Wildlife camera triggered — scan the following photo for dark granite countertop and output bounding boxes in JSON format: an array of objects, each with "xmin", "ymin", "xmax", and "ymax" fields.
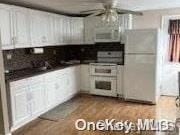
[{"xmin": 5, "ymin": 63, "xmax": 81, "ymax": 82}]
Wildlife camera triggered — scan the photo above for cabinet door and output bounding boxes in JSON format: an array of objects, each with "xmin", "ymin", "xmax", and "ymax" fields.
[
  {"xmin": 55, "ymin": 73, "xmax": 68, "ymax": 103},
  {"xmin": 12, "ymin": 7, "xmax": 31, "ymax": 48},
  {"xmin": 68, "ymin": 66, "xmax": 80, "ymax": 95},
  {"xmin": 84, "ymin": 17, "xmax": 95, "ymax": 44},
  {"xmin": 29, "ymin": 83, "xmax": 45, "ymax": 116},
  {"xmin": 71, "ymin": 18, "xmax": 84, "ymax": 44},
  {"xmin": 63, "ymin": 16, "xmax": 71, "ymax": 44},
  {"xmin": 80, "ymin": 64, "xmax": 90, "ymax": 92},
  {"xmin": 44, "ymin": 72, "xmax": 57, "ymax": 108},
  {"xmin": 54, "ymin": 15, "xmax": 63, "ymax": 45},
  {"xmin": 119, "ymin": 14, "xmax": 132, "ymax": 43},
  {"xmin": 30, "ymin": 10, "xmax": 49, "ymax": 47},
  {"xmin": 45, "ymin": 82, "xmax": 57, "ymax": 108},
  {"xmin": 10, "ymin": 86, "xmax": 30, "ymax": 126},
  {"xmin": 47, "ymin": 13, "xmax": 55, "ymax": 45},
  {"xmin": 0, "ymin": 5, "xmax": 14, "ymax": 50}
]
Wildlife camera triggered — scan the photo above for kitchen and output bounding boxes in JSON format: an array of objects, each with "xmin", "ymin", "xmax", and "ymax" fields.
[{"xmin": 0, "ymin": 0, "xmax": 179, "ymax": 135}]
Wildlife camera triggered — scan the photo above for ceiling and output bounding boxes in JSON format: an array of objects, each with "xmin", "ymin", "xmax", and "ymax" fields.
[{"xmin": 1, "ymin": 0, "xmax": 180, "ymax": 15}]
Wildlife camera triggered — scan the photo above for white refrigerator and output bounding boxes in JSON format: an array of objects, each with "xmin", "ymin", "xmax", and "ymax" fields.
[{"xmin": 124, "ymin": 29, "xmax": 162, "ymax": 104}]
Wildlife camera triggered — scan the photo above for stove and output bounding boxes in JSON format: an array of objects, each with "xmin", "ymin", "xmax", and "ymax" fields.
[{"xmin": 89, "ymin": 51, "xmax": 123, "ymax": 97}]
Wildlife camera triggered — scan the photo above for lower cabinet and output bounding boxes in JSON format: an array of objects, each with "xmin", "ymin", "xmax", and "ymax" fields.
[
  {"xmin": 29, "ymin": 82, "xmax": 45, "ymax": 116},
  {"xmin": 80, "ymin": 64, "xmax": 90, "ymax": 93},
  {"xmin": 55, "ymin": 72, "xmax": 69, "ymax": 103},
  {"xmin": 9, "ymin": 66, "xmax": 80, "ymax": 130},
  {"xmin": 10, "ymin": 86, "xmax": 31, "ymax": 127}
]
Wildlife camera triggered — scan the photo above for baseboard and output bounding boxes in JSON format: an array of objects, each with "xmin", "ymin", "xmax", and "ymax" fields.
[
  {"xmin": 0, "ymin": 133, "xmax": 12, "ymax": 135},
  {"xmin": 79, "ymin": 90, "xmax": 90, "ymax": 94}
]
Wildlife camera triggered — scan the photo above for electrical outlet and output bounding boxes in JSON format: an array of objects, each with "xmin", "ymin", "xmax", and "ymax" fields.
[{"xmin": 7, "ymin": 53, "xmax": 12, "ymax": 60}]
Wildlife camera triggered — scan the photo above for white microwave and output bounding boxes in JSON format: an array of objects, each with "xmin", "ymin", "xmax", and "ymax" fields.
[{"xmin": 95, "ymin": 27, "xmax": 120, "ymax": 42}]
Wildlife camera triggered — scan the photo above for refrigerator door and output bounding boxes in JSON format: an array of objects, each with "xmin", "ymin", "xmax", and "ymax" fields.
[
  {"xmin": 124, "ymin": 54, "xmax": 156, "ymax": 103},
  {"xmin": 125, "ymin": 29, "xmax": 158, "ymax": 54}
]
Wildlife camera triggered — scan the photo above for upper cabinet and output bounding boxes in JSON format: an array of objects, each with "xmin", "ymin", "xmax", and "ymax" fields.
[
  {"xmin": 63, "ymin": 16, "xmax": 71, "ymax": 44},
  {"xmin": 118, "ymin": 14, "xmax": 132, "ymax": 44},
  {"xmin": 0, "ymin": 4, "xmax": 132, "ymax": 49},
  {"xmin": 70, "ymin": 17, "xmax": 84, "ymax": 44},
  {"xmin": 84, "ymin": 17, "xmax": 97, "ymax": 44},
  {"xmin": 53, "ymin": 15, "xmax": 64, "ymax": 45},
  {"xmin": 12, "ymin": 7, "xmax": 31, "ymax": 48},
  {"xmin": 30, "ymin": 10, "xmax": 50, "ymax": 47},
  {"xmin": 0, "ymin": 4, "xmax": 14, "ymax": 50}
]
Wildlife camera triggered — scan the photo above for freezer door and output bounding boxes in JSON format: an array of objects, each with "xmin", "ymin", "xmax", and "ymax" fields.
[
  {"xmin": 124, "ymin": 54, "xmax": 156, "ymax": 103},
  {"xmin": 125, "ymin": 29, "xmax": 158, "ymax": 54}
]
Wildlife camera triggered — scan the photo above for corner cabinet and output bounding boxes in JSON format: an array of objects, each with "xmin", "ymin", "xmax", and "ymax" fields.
[
  {"xmin": 0, "ymin": 4, "xmax": 14, "ymax": 50},
  {"xmin": 70, "ymin": 17, "xmax": 84, "ymax": 44},
  {"xmin": 80, "ymin": 64, "xmax": 90, "ymax": 93},
  {"xmin": 53, "ymin": 15, "xmax": 64, "ymax": 45}
]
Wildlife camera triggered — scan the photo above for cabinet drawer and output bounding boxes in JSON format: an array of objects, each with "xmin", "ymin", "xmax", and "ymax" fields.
[
  {"xmin": 10, "ymin": 79, "xmax": 28, "ymax": 89},
  {"xmin": 28, "ymin": 75, "xmax": 44, "ymax": 84},
  {"xmin": 44, "ymin": 72, "xmax": 56, "ymax": 81}
]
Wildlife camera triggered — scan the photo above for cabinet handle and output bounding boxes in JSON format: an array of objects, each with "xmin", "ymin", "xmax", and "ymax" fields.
[{"xmin": 12, "ymin": 37, "xmax": 18, "ymax": 44}]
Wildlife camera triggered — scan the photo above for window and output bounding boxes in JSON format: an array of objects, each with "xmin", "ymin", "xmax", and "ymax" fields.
[{"xmin": 168, "ymin": 20, "xmax": 180, "ymax": 62}]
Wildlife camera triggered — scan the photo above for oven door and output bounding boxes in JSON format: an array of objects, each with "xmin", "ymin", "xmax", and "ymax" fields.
[
  {"xmin": 90, "ymin": 65, "xmax": 117, "ymax": 76},
  {"xmin": 90, "ymin": 76, "xmax": 117, "ymax": 97}
]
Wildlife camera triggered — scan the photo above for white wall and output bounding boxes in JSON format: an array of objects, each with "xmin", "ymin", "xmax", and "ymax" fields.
[{"xmin": 132, "ymin": 8, "xmax": 180, "ymax": 96}]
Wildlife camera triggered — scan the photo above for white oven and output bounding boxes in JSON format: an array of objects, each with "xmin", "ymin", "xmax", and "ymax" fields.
[
  {"xmin": 90, "ymin": 76, "xmax": 117, "ymax": 97},
  {"xmin": 89, "ymin": 51, "xmax": 123, "ymax": 97},
  {"xmin": 89, "ymin": 63, "xmax": 118, "ymax": 97}
]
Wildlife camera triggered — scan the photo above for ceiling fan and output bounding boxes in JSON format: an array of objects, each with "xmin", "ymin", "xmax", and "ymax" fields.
[{"xmin": 80, "ymin": 4, "xmax": 143, "ymax": 23}]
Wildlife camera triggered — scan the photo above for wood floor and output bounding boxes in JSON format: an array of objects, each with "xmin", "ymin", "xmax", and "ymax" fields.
[{"xmin": 13, "ymin": 94, "xmax": 179, "ymax": 135}]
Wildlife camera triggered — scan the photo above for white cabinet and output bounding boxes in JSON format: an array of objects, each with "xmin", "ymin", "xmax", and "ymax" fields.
[
  {"xmin": 28, "ymin": 76, "xmax": 45, "ymax": 115},
  {"xmin": 10, "ymin": 79, "xmax": 30, "ymax": 127},
  {"xmin": 84, "ymin": 17, "xmax": 96, "ymax": 44},
  {"xmin": 12, "ymin": 7, "xmax": 31, "ymax": 48},
  {"xmin": 29, "ymin": 84, "xmax": 45, "ymax": 115},
  {"xmin": 55, "ymin": 71, "xmax": 69, "ymax": 103},
  {"xmin": 80, "ymin": 64, "xmax": 90, "ymax": 92},
  {"xmin": 0, "ymin": 4, "xmax": 14, "ymax": 50},
  {"xmin": 119, "ymin": 14, "xmax": 132, "ymax": 43},
  {"xmin": 117, "ymin": 65, "xmax": 124, "ymax": 96},
  {"xmin": 30, "ymin": 10, "xmax": 50, "ymax": 47},
  {"xmin": 44, "ymin": 72, "xmax": 57, "ymax": 108},
  {"xmin": 54, "ymin": 15, "xmax": 64, "ymax": 45},
  {"xmin": 63, "ymin": 16, "xmax": 71, "ymax": 44},
  {"xmin": 68, "ymin": 66, "xmax": 80, "ymax": 95},
  {"xmin": 71, "ymin": 17, "xmax": 84, "ymax": 44},
  {"xmin": 10, "ymin": 76, "xmax": 45, "ymax": 128},
  {"xmin": 47, "ymin": 13, "xmax": 56, "ymax": 45},
  {"xmin": 10, "ymin": 66, "xmax": 81, "ymax": 130}
]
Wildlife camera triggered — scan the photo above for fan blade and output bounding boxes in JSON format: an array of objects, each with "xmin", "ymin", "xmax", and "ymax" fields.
[
  {"xmin": 80, "ymin": 9, "xmax": 103, "ymax": 14},
  {"xmin": 87, "ymin": 11, "xmax": 104, "ymax": 17},
  {"xmin": 115, "ymin": 8, "xmax": 143, "ymax": 16}
]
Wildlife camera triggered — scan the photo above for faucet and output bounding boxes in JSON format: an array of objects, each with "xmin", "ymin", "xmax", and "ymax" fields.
[{"xmin": 44, "ymin": 61, "xmax": 53, "ymax": 69}]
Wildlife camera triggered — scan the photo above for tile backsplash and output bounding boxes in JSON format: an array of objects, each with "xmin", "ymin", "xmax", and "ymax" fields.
[{"xmin": 3, "ymin": 43, "xmax": 124, "ymax": 70}]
